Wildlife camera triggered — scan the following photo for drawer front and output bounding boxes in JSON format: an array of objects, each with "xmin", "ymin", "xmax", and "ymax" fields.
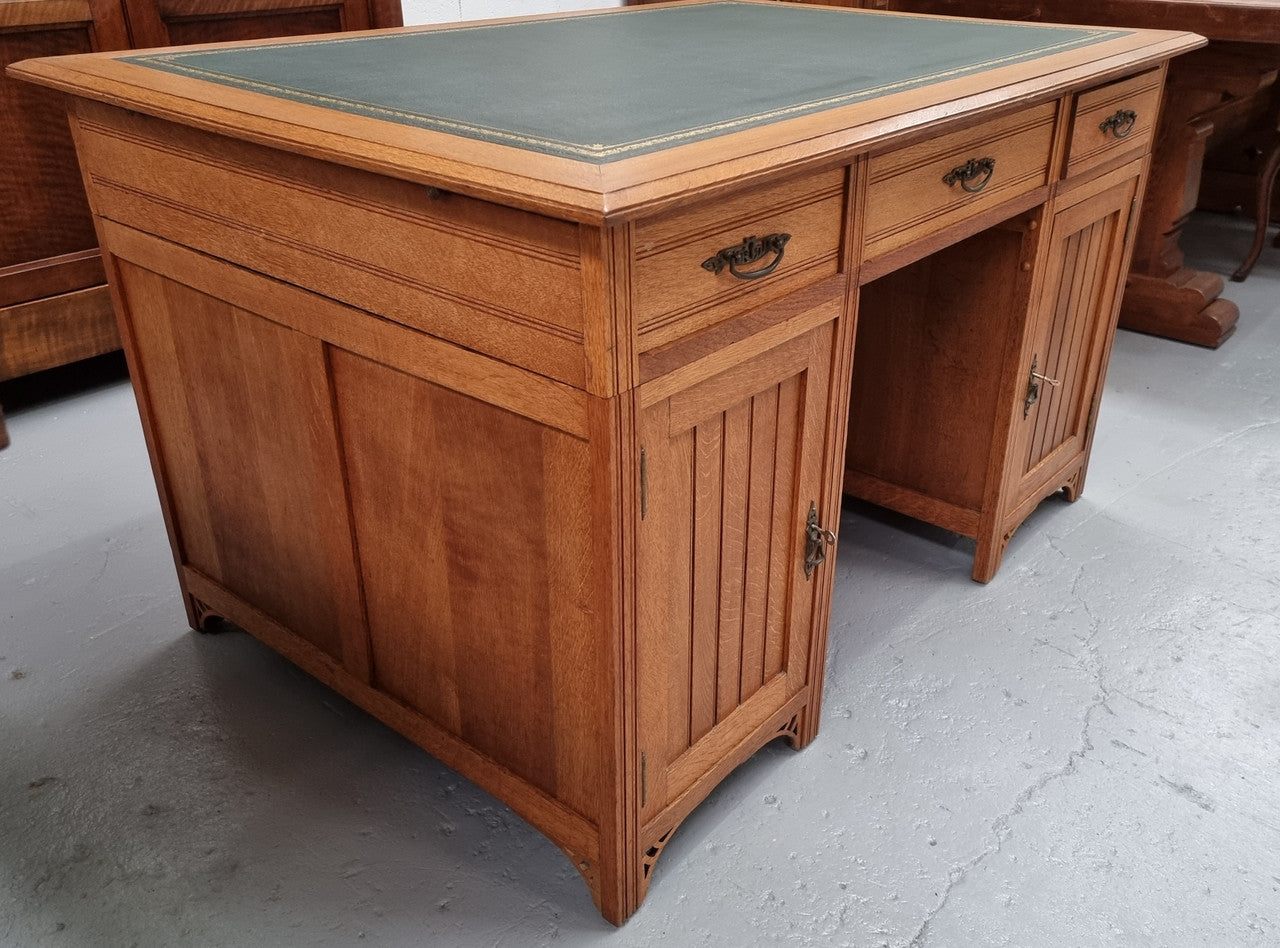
[
  {"xmin": 1065, "ymin": 70, "xmax": 1162, "ymax": 179},
  {"xmin": 863, "ymin": 101, "xmax": 1057, "ymax": 262},
  {"xmin": 632, "ymin": 169, "xmax": 845, "ymax": 352}
]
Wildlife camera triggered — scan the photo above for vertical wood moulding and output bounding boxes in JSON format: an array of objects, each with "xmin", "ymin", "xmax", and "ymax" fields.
[
  {"xmin": 802, "ymin": 159, "xmax": 860, "ymax": 744},
  {"xmin": 584, "ymin": 384, "xmax": 637, "ymax": 922},
  {"xmin": 690, "ymin": 412, "xmax": 723, "ymax": 742},
  {"xmin": 739, "ymin": 387, "xmax": 778, "ymax": 704},
  {"xmin": 69, "ymin": 105, "xmax": 204, "ymax": 627},
  {"xmin": 763, "ymin": 376, "xmax": 800, "ymax": 680},
  {"xmin": 580, "ymin": 223, "xmax": 630, "ymax": 399},
  {"xmin": 94, "ymin": 247, "xmax": 204, "ymax": 626},
  {"xmin": 716, "ymin": 401, "xmax": 750, "ymax": 723},
  {"xmin": 321, "ymin": 342, "xmax": 374, "ymax": 685},
  {"xmin": 1049, "ymin": 94, "xmax": 1073, "ymax": 184}
]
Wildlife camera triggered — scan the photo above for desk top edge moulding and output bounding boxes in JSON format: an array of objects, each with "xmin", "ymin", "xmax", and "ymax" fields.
[
  {"xmin": 11, "ymin": 1, "xmax": 1200, "ymax": 221},
  {"xmin": 9, "ymin": 1, "xmax": 1203, "ymax": 925}
]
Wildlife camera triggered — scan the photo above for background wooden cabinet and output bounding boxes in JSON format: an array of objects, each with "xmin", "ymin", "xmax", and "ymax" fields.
[
  {"xmin": 1, "ymin": 0, "xmax": 129, "ymax": 380},
  {"xmin": 0, "ymin": 0, "xmax": 401, "ymax": 382}
]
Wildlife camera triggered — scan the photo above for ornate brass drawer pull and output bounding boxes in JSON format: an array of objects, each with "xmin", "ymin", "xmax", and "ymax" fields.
[
  {"xmin": 702, "ymin": 233, "xmax": 791, "ymax": 280},
  {"xmin": 943, "ymin": 156, "xmax": 996, "ymax": 193},
  {"xmin": 1099, "ymin": 109, "xmax": 1138, "ymax": 139}
]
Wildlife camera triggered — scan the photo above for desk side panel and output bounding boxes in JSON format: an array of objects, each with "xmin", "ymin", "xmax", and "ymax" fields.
[
  {"xmin": 99, "ymin": 224, "xmax": 624, "ymax": 914},
  {"xmin": 329, "ymin": 349, "xmax": 609, "ymax": 825},
  {"xmin": 112, "ymin": 258, "xmax": 367, "ymax": 667}
]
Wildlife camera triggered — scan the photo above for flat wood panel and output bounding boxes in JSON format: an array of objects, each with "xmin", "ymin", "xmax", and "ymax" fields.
[
  {"xmin": 638, "ymin": 321, "xmax": 833, "ymax": 816},
  {"xmin": 0, "ymin": 249, "xmax": 106, "ymax": 309},
  {"xmin": 330, "ymin": 349, "xmax": 605, "ymax": 819},
  {"xmin": 848, "ymin": 221, "xmax": 1033, "ymax": 515},
  {"xmin": 163, "ymin": 8, "xmax": 345, "ymax": 45},
  {"xmin": 880, "ymin": 0, "xmax": 1280, "ymax": 45},
  {"xmin": 1, "ymin": 25, "xmax": 100, "ymax": 270},
  {"xmin": 0, "ymin": 284, "xmax": 118, "ymax": 379},
  {"xmin": 864, "ymin": 101, "xmax": 1056, "ymax": 261},
  {"xmin": 122, "ymin": 0, "xmax": 399, "ymax": 48},
  {"xmin": 114, "ymin": 260, "xmax": 366, "ymax": 666}
]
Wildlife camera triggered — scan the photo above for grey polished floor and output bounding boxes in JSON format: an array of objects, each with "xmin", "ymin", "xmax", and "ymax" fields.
[{"xmin": 2, "ymin": 212, "xmax": 1278, "ymax": 947}]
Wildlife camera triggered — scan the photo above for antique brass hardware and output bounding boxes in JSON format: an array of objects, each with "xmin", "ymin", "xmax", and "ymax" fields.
[
  {"xmin": 942, "ymin": 156, "xmax": 996, "ymax": 193},
  {"xmin": 1023, "ymin": 355, "xmax": 1061, "ymax": 417},
  {"xmin": 1099, "ymin": 109, "xmax": 1137, "ymax": 138},
  {"xmin": 702, "ymin": 233, "xmax": 791, "ymax": 280},
  {"xmin": 803, "ymin": 501, "xmax": 837, "ymax": 580}
]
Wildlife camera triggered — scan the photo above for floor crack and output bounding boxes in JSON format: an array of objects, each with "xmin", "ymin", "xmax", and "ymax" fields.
[{"xmin": 909, "ymin": 563, "xmax": 1108, "ymax": 947}]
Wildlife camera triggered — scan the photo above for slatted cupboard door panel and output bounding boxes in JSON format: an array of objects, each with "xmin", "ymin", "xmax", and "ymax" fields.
[
  {"xmin": 1015, "ymin": 167, "xmax": 1141, "ymax": 499},
  {"xmin": 636, "ymin": 321, "xmax": 835, "ymax": 842}
]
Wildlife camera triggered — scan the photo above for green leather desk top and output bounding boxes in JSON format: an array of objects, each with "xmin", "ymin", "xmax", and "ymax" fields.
[{"xmin": 125, "ymin": 2, "xmax": 1125, "ymax": 163}]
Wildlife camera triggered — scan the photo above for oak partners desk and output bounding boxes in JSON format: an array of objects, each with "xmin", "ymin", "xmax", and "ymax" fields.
[
  {"xmin": 787, "ymin": 0, "xmax": 1280, "ymax": 345},
  {"xmin": 11, "ymin": 2, "xmax": 1202, "ymax": 924}
]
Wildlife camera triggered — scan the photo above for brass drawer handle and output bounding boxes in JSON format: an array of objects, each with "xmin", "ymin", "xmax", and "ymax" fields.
[
  {"xmin": 943, "ymin": 157, "xmax": 996, "ymax": 193},
  {"xmin": 702, "ymin": 233, "xmax": 791, "ymax": 280},
  {"xmin": 1099, "ymin": 109, "xmax": 1138, "ymax": 139}
]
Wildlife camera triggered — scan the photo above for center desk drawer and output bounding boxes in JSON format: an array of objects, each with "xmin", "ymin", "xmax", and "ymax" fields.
[
  {"xmin": 863, "ymin": 102, "xmax": 1057, "ymax": 262},
  {"xmin": 632, "ymin": 168, "xmax": 845, "ymax": 352}
]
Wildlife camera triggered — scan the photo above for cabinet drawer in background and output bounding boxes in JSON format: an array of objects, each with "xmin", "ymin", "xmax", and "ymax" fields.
[
  {"xmin": 632, "ymin": 168, "xmax": 845, "ymax": 352},
  {"xmin": 863, "ymin": 101, "xmax": 1057, "ymax": 263},
  {"xmin": 1065, "ymin": 69, "xmax": 1162, "ymax": 179}
]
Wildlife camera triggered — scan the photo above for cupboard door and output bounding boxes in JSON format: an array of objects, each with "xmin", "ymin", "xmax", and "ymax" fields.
[
  {"xmin": 635, "ymin": 320, "xmax": 835, "ymax": 844},
  {"xmin": 1015, "ymin": 166, "xmax": 1142, "ymax": 498},
  {"xmin": 121, "ymin": 0, "xmax": 400, "ymax": 49}
]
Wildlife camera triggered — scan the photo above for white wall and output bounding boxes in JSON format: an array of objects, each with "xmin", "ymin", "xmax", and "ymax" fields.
[{"xmin": 402, "ymin": 0, "xmax": 623, "ymax": 27}]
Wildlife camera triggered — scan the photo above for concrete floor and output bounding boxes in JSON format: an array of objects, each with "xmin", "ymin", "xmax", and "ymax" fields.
[{"xmin": 2, "ymin": 212, "xmax": 1278, "ymax": 946}]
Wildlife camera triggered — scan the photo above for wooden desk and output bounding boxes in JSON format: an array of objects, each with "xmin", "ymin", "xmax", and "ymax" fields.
[
  {"xmin": 788, "ymin": 0, "xmax": 1280, "ymax": 346},
  {"xmin": 11, "ymin": 1, "xmax": 1200, "ymax": 924}
]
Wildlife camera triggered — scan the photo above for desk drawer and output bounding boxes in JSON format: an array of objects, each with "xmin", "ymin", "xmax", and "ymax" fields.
[
  {"xmin": 863, "ymin": 102, "xmax": 1056, "ymax": 262},
  {"xmin": 1065, "ymin": 70, "xmax": 1162, "ymax": 178},
  {"xmin": 632, "ymin": 168, "xmax": 845, "ymax": 351}
]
